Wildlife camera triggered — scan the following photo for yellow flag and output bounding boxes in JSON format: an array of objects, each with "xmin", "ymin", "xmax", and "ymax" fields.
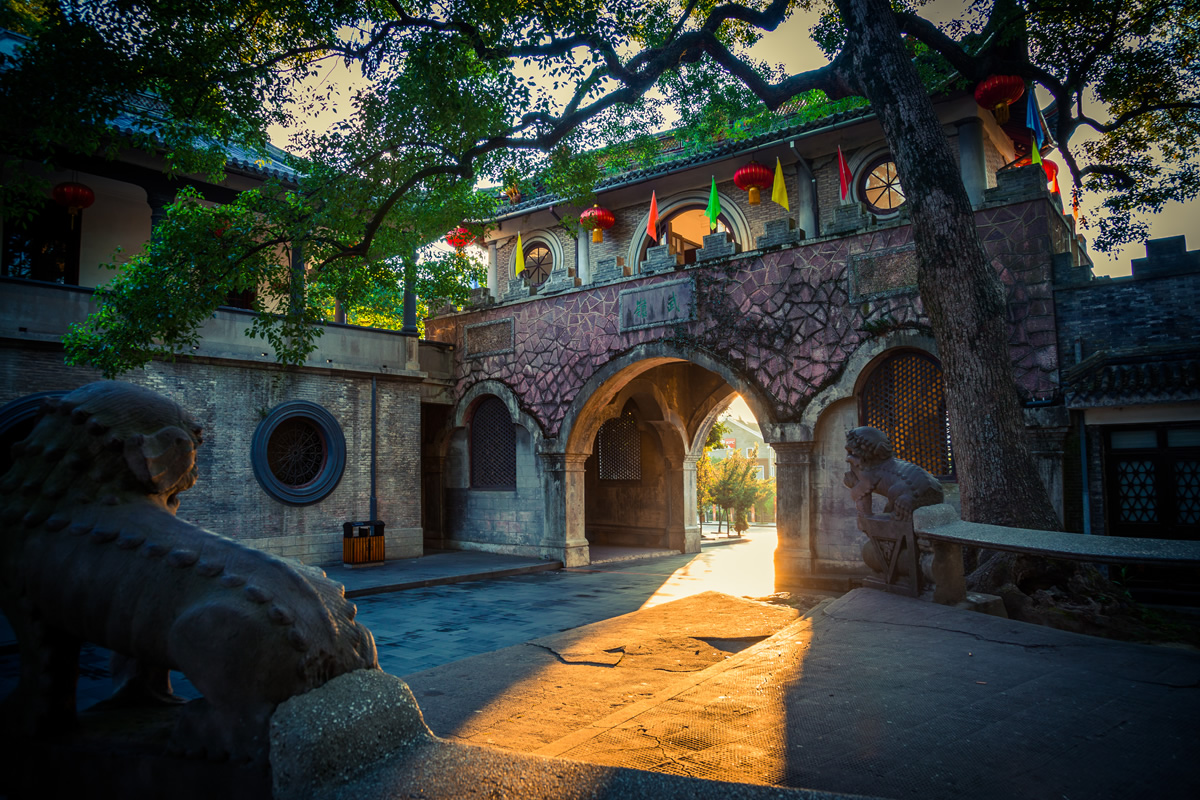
[
  {"xmin": 515, "ymin": 232, "xmax": 525, "ymax": 275},
  {"xmin": 771, "ymin": 157, "xmax": 789, "ymax": 211}
]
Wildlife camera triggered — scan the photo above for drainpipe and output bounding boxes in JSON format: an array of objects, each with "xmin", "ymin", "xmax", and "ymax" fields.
[{"xmin": 370, "ymin": 377, "xmax": 378, "ymax": 522}]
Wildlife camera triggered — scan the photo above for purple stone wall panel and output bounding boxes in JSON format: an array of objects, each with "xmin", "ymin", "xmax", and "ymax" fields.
[{"xmin": 426, "ymin": 199, "xmax": 1064, "ymax": 437}]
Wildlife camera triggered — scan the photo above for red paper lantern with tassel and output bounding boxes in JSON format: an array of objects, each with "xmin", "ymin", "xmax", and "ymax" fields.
[
  {"xmin": 580, "ymin": 205, "xmax": 615, "ymax": 243},
  {"xmin": 445, "ymin": 226, "xmax": 474, "ymax": 249},
  {"xmin": 973, "ymin": 75, "xmax": 1024, "ymax": 124},
  {"xmin": 733, "ymin": 160, "xmax": 773, "ymax": 205},
  {"xmin": 1042, "ymin": 159, "xmax": 1060, "ymax": 195},
  {"xmin": 52, "ymin": 181, "xmax": 95, "ymax": 229}
]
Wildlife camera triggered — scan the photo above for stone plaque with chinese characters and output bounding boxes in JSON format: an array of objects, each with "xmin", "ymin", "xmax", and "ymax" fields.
[
  {"xmin": 849, "ymin": 243, "xmax": 918, "ymax": 301},
  {"xmin": 619, "ymin": 277, "xmax": 695, "ymax": 332},
  {"xmin": 464, "ymin": 317, "xmax": 515, "ymax": 359}
]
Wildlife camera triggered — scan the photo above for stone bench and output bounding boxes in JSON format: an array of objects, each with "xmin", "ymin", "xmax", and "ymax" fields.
[{"xmin": 878, "ymin": 503, "xmax": 1200, "ymax": 606}]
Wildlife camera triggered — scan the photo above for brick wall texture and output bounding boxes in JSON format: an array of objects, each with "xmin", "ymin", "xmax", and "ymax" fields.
[{"xmin": 0, "ymin": 349, "xmax": 422, "ymax": 565}]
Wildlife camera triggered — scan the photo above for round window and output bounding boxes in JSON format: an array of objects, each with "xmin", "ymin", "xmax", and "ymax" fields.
[
  {"xmin": 858, "ymin": 156, "xmax": 906, "ymax": 215},
  {"xmin": 523, "ymin": 243, "xmax": 553, "ymax": 286},
  {"xmin": 252, "ymin": 401, "xmax": 345, "ymax": 505}
]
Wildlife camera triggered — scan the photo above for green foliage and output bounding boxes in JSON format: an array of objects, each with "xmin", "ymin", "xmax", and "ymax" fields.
[
  {"xmin": 709, "ymin": 446, "xmax": 772, "ymax": 534},
  {"xmin": 6, "ymin": 0, "xmax": 1194, "ymax": 375}
]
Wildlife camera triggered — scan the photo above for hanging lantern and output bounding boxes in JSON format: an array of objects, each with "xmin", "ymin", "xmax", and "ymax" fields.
[
  {"xmin": 445, "ymin": 226, "xmax": 474, "ymax": 250},
  {"xmin": 973, "ymin": 75, "xmax": 1024, "ymax": 124},
  {"xmin": 52, "ymin": 181, "xmax": 95, "ymax": 229},
  {"xmin": 733, "ymin": 160, "xmax": 773, "ymax": 205},
  {"xmin": 580, "ymin": 205, "xmax": 615, "ymax": 243},
  {"xmin": 1041, "ymin": 159, "xmax": 1060, "ymax": 195}
]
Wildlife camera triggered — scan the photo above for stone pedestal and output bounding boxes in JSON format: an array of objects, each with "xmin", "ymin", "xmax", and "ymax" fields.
[
  {"xmin": 593, "ymin": 256, "xmax": 630, "ymax": 283},
  {"xmin": 467, "ymin": 286, "xmax": 494, "ymax": 307},
  {"xmin": 755, "ymin": 217, "xmax": 804, "ymax": 250},
  {"xmin": 642, "ymin": 243, "xmax": 683, "ymax": 274},
  {"xmin": 696, "ymin": 231, "xmax": 738, "ymax": 262},
  {"xmin": 826, "ymin": 202, "xmax": 872, "ymax": 235},
  {"xmin": 502, "ymin": 278, "xmax": 530, "ymax": 301}
]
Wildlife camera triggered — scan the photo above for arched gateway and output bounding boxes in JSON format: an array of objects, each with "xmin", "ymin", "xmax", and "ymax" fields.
[{"xmin": 422, "ymin": 96, "xmax": 1084, "ymax": 589}]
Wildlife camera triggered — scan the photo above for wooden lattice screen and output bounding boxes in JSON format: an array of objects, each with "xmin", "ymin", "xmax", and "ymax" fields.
[
  {"xmin": 471, "ymin": 396, "xmax": 516, "ymax": 489},
  {"xmin": 861, "ymin": 351, "xmax": 954, "ymax": 478},
  {"xmin": 597, "ymin": 413, "xmax": 641, "ymax": 481}
]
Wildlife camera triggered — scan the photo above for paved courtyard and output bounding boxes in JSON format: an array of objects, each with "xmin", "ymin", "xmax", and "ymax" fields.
[{"xmin": 0, "ymin": 525, "xmax": 781, "ymax": 706}]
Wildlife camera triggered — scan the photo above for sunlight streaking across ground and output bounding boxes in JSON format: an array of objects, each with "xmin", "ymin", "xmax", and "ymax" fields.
[{"xmin": 635, "ymin": 528, "xmax": 780, "ymax": 610}]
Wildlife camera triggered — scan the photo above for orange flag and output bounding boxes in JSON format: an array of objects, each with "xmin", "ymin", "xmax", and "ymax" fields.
[
  {"xmin": 837, "ymin": 146, "xmax": 852, "ymax": 200},
  {"xmin": 647, "ymin": 191, "xmax": 659, "ymax": 242}
]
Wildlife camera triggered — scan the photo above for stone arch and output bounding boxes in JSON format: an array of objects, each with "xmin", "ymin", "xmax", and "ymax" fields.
[
  {"xmin": 800, "ymin": 331, "xmax": 938, "ymax": 434},
  {"xmin": 559, "ymin": 341, "xmax": 774, "ymax": 458},
  {"xmin": 623, "ymin": 189, "xmax": 752, "ymax": 270}
]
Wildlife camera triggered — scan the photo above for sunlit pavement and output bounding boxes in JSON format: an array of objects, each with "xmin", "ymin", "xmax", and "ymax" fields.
[{"xmin": 363, "ymin": 525, "xmax": 780, "ymax": 677}]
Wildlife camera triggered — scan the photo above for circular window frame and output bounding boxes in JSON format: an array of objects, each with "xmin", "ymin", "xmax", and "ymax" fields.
[
  {"xmin": 522, "ymin": 243, "xmax": 554, "ymax": 287},
  {"xmin": 857, "ymin": 155, "xmax": 907, "ymax": 216},
  {"xmin": 252, "ymin": 400, "xmax": 346, "ymax": 505}
]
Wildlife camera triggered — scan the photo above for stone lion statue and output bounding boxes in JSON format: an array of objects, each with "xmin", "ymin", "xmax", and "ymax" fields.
[
  {"xmin": 843, "ymin": 426, "xmax": 943, "ymax": 521},
  {"xmin": 0, "ymin": 381, "xmax": 379, "ymax": 764}
]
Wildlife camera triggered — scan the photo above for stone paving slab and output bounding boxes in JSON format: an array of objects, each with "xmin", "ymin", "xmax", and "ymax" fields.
[
  {"xmin": 322, "ymin": 549, "xmax": 562, "ymax": 598},
  {"xmin": 402, "ymin": 588, "xmax": 1200, "ymax": 799}
]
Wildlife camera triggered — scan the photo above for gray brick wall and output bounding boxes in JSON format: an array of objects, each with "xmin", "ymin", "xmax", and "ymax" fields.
[{"xmin": 0, "ymin": 350, "xmax": 423, "ymax": 565}]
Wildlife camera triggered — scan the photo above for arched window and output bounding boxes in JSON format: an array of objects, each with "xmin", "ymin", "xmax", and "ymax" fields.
[
  {"xmin": 858, "ymin": 155, "xmax": 906, "ymax": 215},
  {"xmin": 521, "ymin": 242, "xmax": 553, "ymax": 287},
  {"xmin": 596, "ymin": 411, "xmax": 641, "ymax": 481},
  {"xmin": 643, "ymin": 206, "xmax": 734, "ymax": 266},
  {"xmin": 860, "ymin": 350, "xmax": 953, "ymax": 478},
  {"xmin": 470, "ymin": 395, "xmax": 516, "ymax": 489}
]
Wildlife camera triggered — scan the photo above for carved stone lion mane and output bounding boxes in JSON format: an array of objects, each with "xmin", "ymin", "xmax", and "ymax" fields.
[{"xmin": 843, "ymin": 426, "xmax": 943, "ymax": 521}]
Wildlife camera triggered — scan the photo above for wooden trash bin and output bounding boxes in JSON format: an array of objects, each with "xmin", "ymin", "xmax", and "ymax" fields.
[{"xmin": 343, "ymin": 520, "xmax": 385, "ymax": 566}]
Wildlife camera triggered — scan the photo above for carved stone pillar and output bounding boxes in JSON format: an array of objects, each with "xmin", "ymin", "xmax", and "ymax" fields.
[
  {"xmin": 771, "ymin": 441, "xmax": 817, "ymax": 590},
  {"xmin": 539, "ymin": 452, "xmax": 591, "ymax": 567},
  {"xmin": 487, "ymin": 241, "xmax": 499, "ymax": 299},
  {"xmin": 956, "ymin": 117, "xmax": 988, "ymax": 207},
  {"xmin": 666, "ymin": 455, "xmax": 701, "ymax": 554}
]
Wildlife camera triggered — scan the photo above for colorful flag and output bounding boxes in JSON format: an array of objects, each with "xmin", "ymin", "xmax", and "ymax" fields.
[
  {"xmin": 1026, "ymin": 90, "xmax": 1044, "ymax": 165},
  {"xmin": 705, "ymin": 176, "xmax": 720, "ymax": 231},
  {"xmin": 771, "ymin": 157, "xmax": 789, "ymax": 211},
  {"xmin": 837, "ymin": 146, "xmax": 852, "ymax": 200},
  {"xmin": 647, "ymin": 191, "xmax": 659, "ymax": 242},
  {"xmin": 515, "ymin": 232, "xmax": 525, "ymax": 275}
]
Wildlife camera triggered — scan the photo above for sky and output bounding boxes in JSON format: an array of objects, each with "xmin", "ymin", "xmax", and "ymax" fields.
[{"xmin": 270, "ymin": 3, "xmax": 1194, "ymax": 279}]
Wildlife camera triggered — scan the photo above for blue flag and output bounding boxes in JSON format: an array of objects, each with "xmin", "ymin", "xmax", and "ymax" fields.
[{"xmin": 1025, "ymin": 92, "xmax": 1044, "ymax": 149}]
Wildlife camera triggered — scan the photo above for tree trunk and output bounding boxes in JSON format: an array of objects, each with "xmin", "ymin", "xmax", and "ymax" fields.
[{"xmin": 834, "ymin": 0, "xmax": 1061, "ymax": 532}]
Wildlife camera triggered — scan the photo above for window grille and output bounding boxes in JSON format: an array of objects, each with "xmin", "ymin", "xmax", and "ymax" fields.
[
  {"xmin": 471, "ymin": 396, "xmax": 516, "ymax": 489},
  {"xmin": 861, "ymin": 350, "xmax": 954, "ymax": 478},
  {"xmin": 597, "ymin": 413, "xmax": 641, "ymax": 481}
]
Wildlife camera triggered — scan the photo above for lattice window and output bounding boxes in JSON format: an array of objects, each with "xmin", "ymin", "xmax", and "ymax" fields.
[
  {"xmin": 861, "ymin": 350, "xmax": 954, "ymax": 478},
  {"xmin": 523, "ymin": 244, "xmax": 553, "ymax": 286},
  {"xmin": 1176, "ymin": 460, "xmax": 1200, "ymax": 525},
  {"xmin": 267, "ymin": 418, "xmax": 326, "ymax": 487},
  {"xmin": 858, "ymin": 155, "xmax": 907, "ymax": 215},
  {"xmin": 597, "ymin": 413, "xmax": 641, "ymax": 481},
  {"xmin": 471, "ymin": 396, "xmax": 516, "ymax": 489},
  {"xmin": 1116, "ymin": 460, "xmax": 1158, "ymax": 523}
]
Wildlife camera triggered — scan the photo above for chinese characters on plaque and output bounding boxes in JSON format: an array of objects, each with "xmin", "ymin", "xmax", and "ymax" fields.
[{"xmin": 618, "ymin": 278, "xmax": 695, "ymax": 332}]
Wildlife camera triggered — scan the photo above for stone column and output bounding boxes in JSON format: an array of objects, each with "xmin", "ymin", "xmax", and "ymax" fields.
[
  {"xmin": 576, "ymin": 231, "xmax": 590, "ymax": 284},
  {"xmin": 666, "ymin": 455, "xmax": 702, "ymax": 554},
  {"xmin": 487, "ymin": 242, "xmax": 499, "ymax": 298},
  {"xmin": 145, "ymin": 185, "xmax": 176, "ymax": 238},
  {"xmin": 539, "ymin": 452, "xmax": 591, "ymax": 567},
  {"xmin": 794, "ymin": 159, "xmax": 818, "ymax": 241},
  {"xmin": 771, "ymin": 441, "xmax": 817, "ymax": 590},
  {"xmin": 956, "ymin": 117, "xmax": 988, "ymax": 207}
]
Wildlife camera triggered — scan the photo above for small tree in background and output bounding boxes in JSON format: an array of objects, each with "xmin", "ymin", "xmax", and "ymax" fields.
[
  {"xmin": 711, "ymin": 447, "xmax": 772, "ymax": 537},
  {"xmin": 697, "ymin": 420, "xmax": 731, "ymax": 531}
]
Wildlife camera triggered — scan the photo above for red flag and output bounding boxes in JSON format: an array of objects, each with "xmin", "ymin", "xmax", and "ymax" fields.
[
  {"xmin": 647, "ymin": 191, "xmax": 659, "ymax": 242},
  {"xmin": 837, "ymin": 146, "xmax": 852, "ymax": 200}
]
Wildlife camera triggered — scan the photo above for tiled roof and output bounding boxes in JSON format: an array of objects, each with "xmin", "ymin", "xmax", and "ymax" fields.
[
  {"xmin": 1064, "ymin": 345, "xmax": 1200, "ymax": 408},
  {"xmin": 496, "ymin": 104, "xmax": 875, "ymax": 218}
]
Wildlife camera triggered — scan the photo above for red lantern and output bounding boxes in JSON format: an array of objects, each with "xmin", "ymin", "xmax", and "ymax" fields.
[
  {"xmin": 445, "ymin": 226, "xmax": 473, "ymax": 249},
  {"xmin": 52, "ymin": 181, "xmax": 95, "ymax": 229},
  {"xmin": 973, "ymin": 75, "xmax": 1024, "ymax": 124},
  {"xmin": 580, "ymin": 205, "xmax": 615, "ymax": 243},
  {"xmin": 733, "ymin": 160, "xmax": 773, "ymax": 205},
  {"xmin": 1042, "ymin": 159, "xmax": 1060, "ymax": 194}
]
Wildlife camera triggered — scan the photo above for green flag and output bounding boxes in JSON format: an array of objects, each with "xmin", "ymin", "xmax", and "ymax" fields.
[{"xmin": 705, "ymin": 176, "xmax": 720, "ymax": 231}]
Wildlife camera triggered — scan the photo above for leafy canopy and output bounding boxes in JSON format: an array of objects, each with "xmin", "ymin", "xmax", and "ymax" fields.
[{"xmin": 2, "ymin": 0, "xmax": 1194, "ymax": 375}]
